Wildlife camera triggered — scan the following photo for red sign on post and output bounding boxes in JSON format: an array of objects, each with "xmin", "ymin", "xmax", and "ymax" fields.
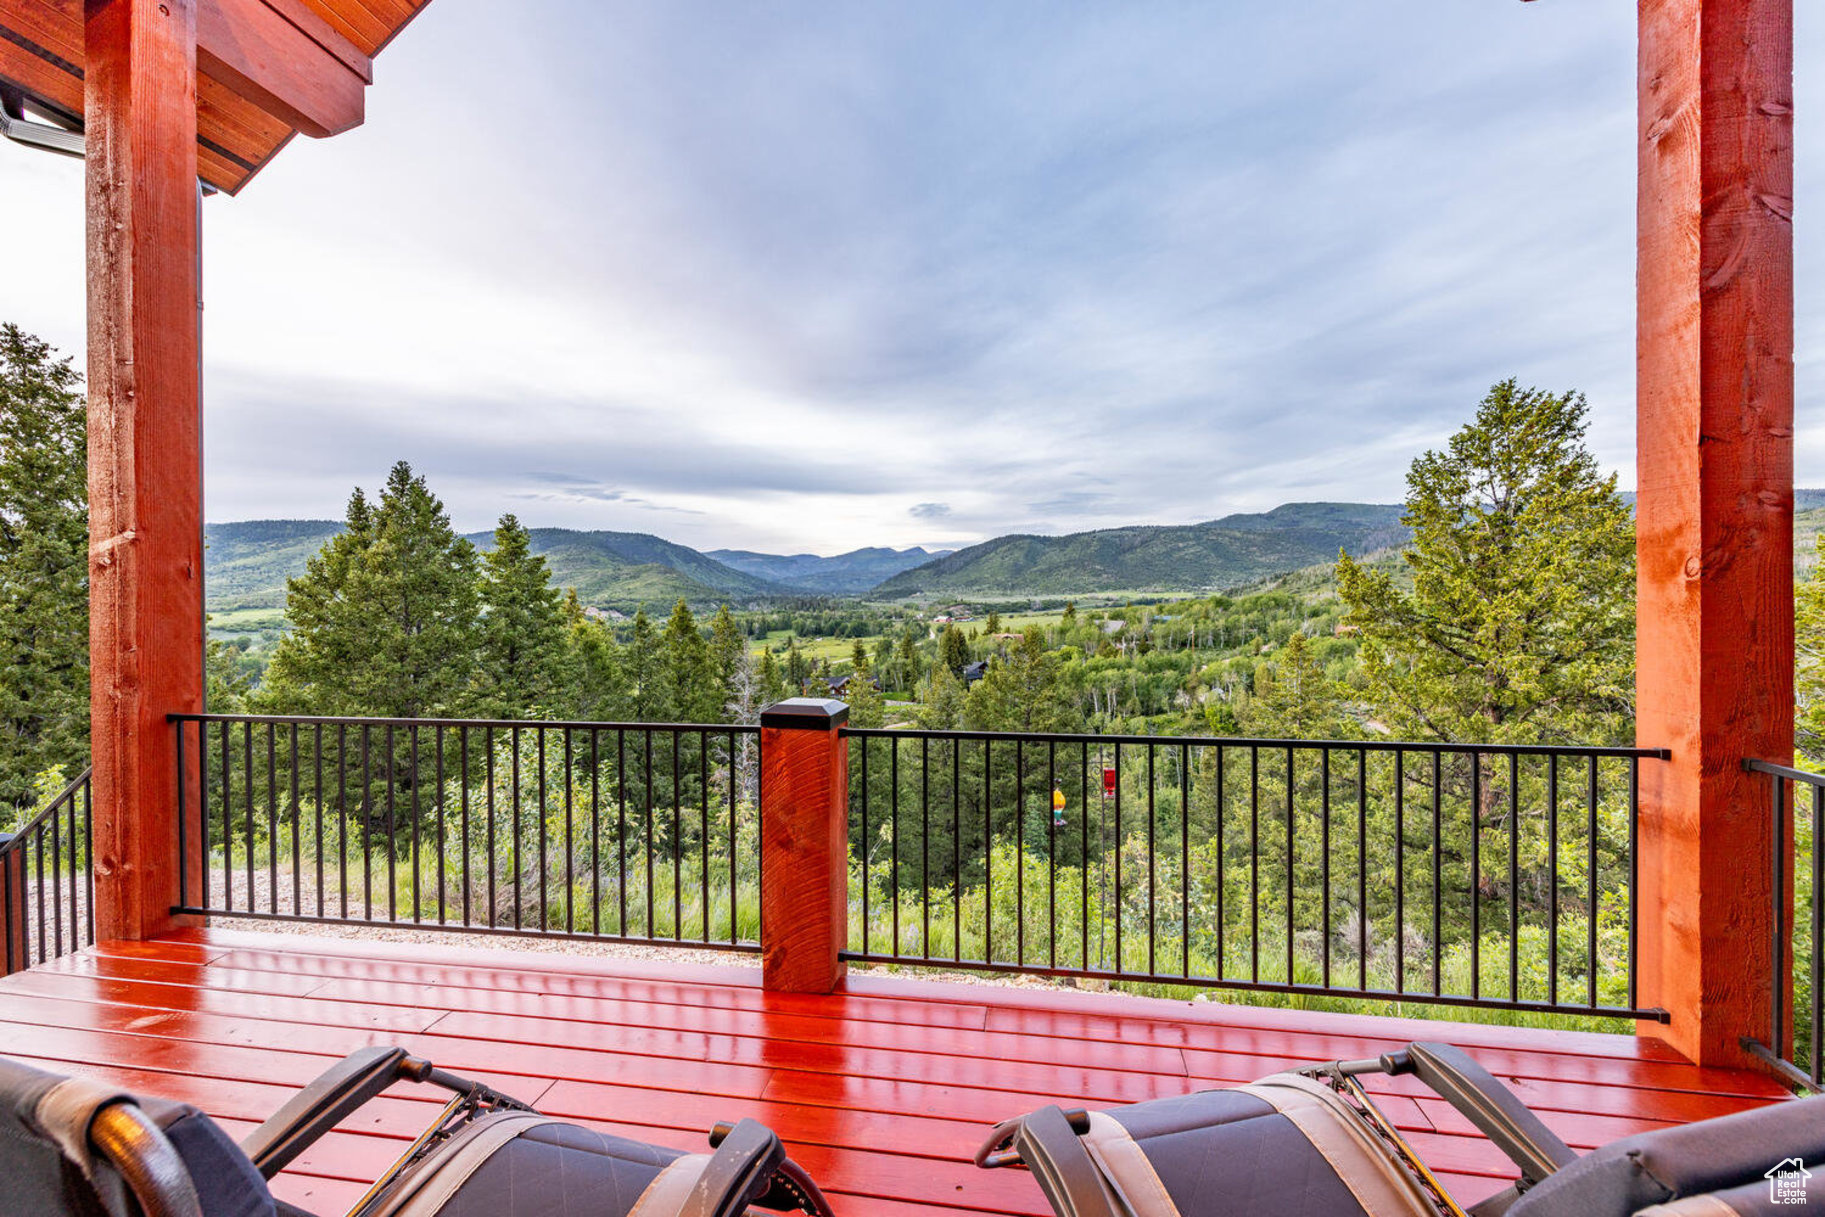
[{"xmin": 1103, "ymin": 767, "xmax": 1117, "ymax": 797}]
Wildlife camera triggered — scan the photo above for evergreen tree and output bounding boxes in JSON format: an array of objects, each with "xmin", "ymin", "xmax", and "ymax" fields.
[
  {"xmin": 1061, "ymin": 601, "xmax": 1077, "ymax": 628},
  {"xmin": 784, "ymin": 640, "xmax": 810, "ymax": 693},
  {"xmin": 850, "ymin": 639, "xmax": 869, "ymax": 671},
  {"xmin": 564, "ymin": 592, "xmax": 629, "ymax": 721},
  {"xmin": 474, "ymin": 513, "xmax": 567, "ymax": 717},
  {"xmin": 1242, "ymin": 632, "xmax": 1342, "ymax": 738},
  {"xmin": 624, "ymin": 609, "xmax": 662, "ymax": 720},
  {"xmin": 893, "ymin": 627, "xmax": 922, "ymax": 693},
  {"xmin": 709, "ymin": 605, "xmax": 745, "ymax": 706},
  {"xmin": 1336, "ymin": 380, "xmax": 1634, "ymax": 745},
  {"xmin": 264, "ymin": 461, "xmax": 480, "ymax": 718},
  {"xmin": 939, "ymin": 624, "xmax": 970, "ymax": 675},
  {"xmin": 917, "ymin": 664, "xmax": 967, "ymax": 729},
  {"xmin": 659, "ymin": 600, "xmax": 718, "ymax": 722},
  {"xmin": 756, "ymin": 649, "xmax": 789, "ymax": 707},
  {"xmin": 985, "ymin": 610, "xmax": 1002, "ymax": 634},
  {"xmin": 0, "ymin": 325, "xmax": 87, "ymax": 809},
  {"xmin": 965, "ymin": 627, "xmax": 1082, "ymax": 733}
]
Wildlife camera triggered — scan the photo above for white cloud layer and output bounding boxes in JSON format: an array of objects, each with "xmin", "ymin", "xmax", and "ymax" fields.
[{"xmin": 2, "ymin": 1, "xmax": 1821, "ymax": 554}]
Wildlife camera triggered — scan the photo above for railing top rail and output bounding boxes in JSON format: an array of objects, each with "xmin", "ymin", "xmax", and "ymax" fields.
[
  {"xmin": 167, "ymin": 712, "xmax": 760, "ymax": 734},
  {"xmin": 842, "ymin": 725, "xmax": 1668, "ymax": 759},
  {"xmin": 0, "ymin": 765, "xmax": 91, "ymax": 854},
  {"xmin": 1743, "ymin": 758, "xmax": 1825, "ymax": 786}
]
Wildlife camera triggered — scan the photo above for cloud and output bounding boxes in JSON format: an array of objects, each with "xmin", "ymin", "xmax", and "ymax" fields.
[
  {"xmin": 909, "ymin": 502, "xmax": 952, "ymax": 520},
  {"xmin": 7, "ymin": 2, "xmax": 1822, "ymax": 554}
]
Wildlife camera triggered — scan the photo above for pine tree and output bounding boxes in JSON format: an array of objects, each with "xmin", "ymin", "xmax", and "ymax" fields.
[
  {"xmin": 0, "ymin": 325, "xmax": 88, "ymax": 809},
  {"xmin": 893, "ymin": 627, "xmax": 922, "ymax": 693},
  {"xmin": 563, "ymin": 591, "xmax": 628, "ymax": 721},
  {"xmin": 263, "ymin": 461, "xmax": 480, "ymax": 719},
  {"xmin": 784, "ymin": 640, "xmax": 810, "ymax": 693},
  {"xmin": 756, "ymin": 649, "xmax": 789, "ymax": 707},
  {"xmin": 917, "ymin": 664, "xmax": 967, "ymax": 729},
  {"xmin": 850, "ymin": 639, "xmax": 869, "ymax": 671},
  {"xmin": 624, "ymin": 609, "xmax": 662, "ymax": 720},
  {"xmin": 965, "ymin": 627, "xmax": 1082, "ymax": 733},
  {"xmin": 939, "ymin": 624, "xmax": 969, "ymax": 676},
  {"xmin": 659, "ymin": 600, "xmax": 718, "ymax": 722},
  {"xmin": 709, "ymin": 605, "xmax": 745, "ymax": 708},
  {"xmin": 985, "ymin": 610, "xmax": 1002, "ymax": 634},
  {"xmin": 474, "ymin": 514, "xmax": 567, "ymax": 717},
  {"xmin": 1242, "ymin": 631, "xmax": 1341, "ymax": 738},
  {"xmin": 1337, "ymin": 380, "xmax": 1634, "ymax": 745},
  {"xmin": 1061, "ymin": 601, "xmax": 1077, "ymax": 628}
]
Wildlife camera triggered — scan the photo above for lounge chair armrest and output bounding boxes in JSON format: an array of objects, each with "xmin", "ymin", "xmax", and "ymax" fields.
[
  {"xmin": 1391, "ymin": 1042, "xmax": 1576, "ymax": 1188},
  {"xmin": 686, "ymin": 1118, "xmax": 790, "ymax": 1217},
  {"xmin": 241, "ymin": 1046, "xmax": 412, "ymax": 1179},
  {"xmin": 975, "ymin": 1107, "xmax": 1120, "ymax": 1217}
]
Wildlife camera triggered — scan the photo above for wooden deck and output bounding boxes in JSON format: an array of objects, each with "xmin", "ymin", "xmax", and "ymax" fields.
[{"xmin": 0, "ymin": 928, "xmax": 1792, "ymax": 1216}]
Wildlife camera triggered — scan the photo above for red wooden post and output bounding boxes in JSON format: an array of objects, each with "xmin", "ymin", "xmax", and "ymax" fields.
[
  {"xmin": 759, "ymin": 698, "xmax": 849, "ymax": 993},
  {"xmin": 84, "ymin": 0, "xmax": 206, "ymax": 943},
  {"xmin": 0, "ymin": 837, "xmax": 26, "ymax": 975},
  {"xmin": 1636, "ymin": 0, "xmax": 1793, "ymax": 1065}
]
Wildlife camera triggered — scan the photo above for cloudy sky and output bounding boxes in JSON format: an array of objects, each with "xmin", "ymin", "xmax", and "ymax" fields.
[{"xmin": 4, "ymin": 2, "xmax": 1820, "ymax": 555}]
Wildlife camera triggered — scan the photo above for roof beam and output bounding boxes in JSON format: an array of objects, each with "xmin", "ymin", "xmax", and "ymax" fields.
[{"xmin": 195, "ymin": 0, "xmax": 369, "ymax": 138}]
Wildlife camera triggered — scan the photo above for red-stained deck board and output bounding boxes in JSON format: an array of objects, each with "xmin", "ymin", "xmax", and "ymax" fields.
[{"xmin": 0, "ymin": 930, "xmax": 1792, "ymax": 1215}]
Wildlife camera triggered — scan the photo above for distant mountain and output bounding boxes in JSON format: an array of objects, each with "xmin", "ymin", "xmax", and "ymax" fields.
[
  {"xmin": 871, "ymin": 502, "xmax": 1409, "ymax": 597},
  {"xmin": 204, "ymin": 520, "xmax": 345, "ymax": 611},
  {"xmin": 204, "ymin": 521, "xmax": 786, "ymax": 615},
  {"xmin": 707, "ymin": 546, "xmax": 950, "ymax": 595}
]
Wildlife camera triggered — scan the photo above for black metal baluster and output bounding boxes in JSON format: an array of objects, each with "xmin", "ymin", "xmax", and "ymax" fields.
[
  {"xmin": 861, "ymin": 735, "xmax": 870, "ymax": 956},
  {"xmin": 1017, "ymin": 738, "xmax": 1025, "ymax": 967},
  {"xmin": 1508, "ymin": 752, "xmax": 1520, "ymax": 1003},
  {"xmin": 1547, "ymin": 752, "xmax": 1559, "ymax": 1009},
  {"xmin": 952, "ymin": 736, "xmax": 961, "ymax": 963},
  {"xmin": 618, "ymin": 729, "xmax": 628, "ymax": 936},
  {"xmin": 386, "ymin": 723, "xmax": 398, "ymax": 923},
  {"xmin": 1145, "ymin": 743, "xmax": 1155, "ymax": 977},
  {"xmin": 1182, "ymin": 743, "xmax": 1191, "ymax": 979},
  {"xmin": 1049, "ymin": 741, "xmax": 1058, "ymax": 970},
  {"xmin": 337, "ymin": 723, "xmax": 349, "ymax": 919},
  {"xmin": 314, "ymin": 723, "xmax": 325, "ymax": 918},
  {"xmin": 265, "ymin": 722, "xmax": 277, "ymax": 913},
  {"xmin": 219, "ymin": 720, "xmax": 232, "ymax": 913},
  {"xmin": 1216, "ymin": 744, "xmax": 1226, "ymax": 981},
  {"xmin": 891, "ymin": 736, "xmax": 900, "ymax": 958},
  {"xmin": 1357, "ymin": 748, "xmax": 1368, "ymax": 991},
  {"xmin": 591, "ymin": 729, "xmax": 602, "ymax": 937},
  {"xmin": 243, "ymin": 720, "xmax": 255, "ymax": 912},
  {"xmin": 1587, "ymin": 753, "xmax": 1599, "ymax": 1009},
  {"xmin": 1321, "ymin": 746, "xmax": 1331, "ymax": 988},
  {"xmin": 1285, "ymin": 746, "xmax": 1295, "ymax": 988},
  {"xmin": 538, "ymin": 727, "xmax": 549, "ymax": 933},
  {"xmin": 486, "ymin": 726, "xmax": 497, "ymax": 928},
  {"xmin": 1112, "ymin": 742, "xmax": 1122, "ymax": 974},
  {"xmin": 511, "ymin": 725, "xmax": 522, "ymax": 931},
  {"xmin": 1251, "ymin": 745, "xmax": 1260, "ymax": 984},
  {"xmin": 565, "ymin": 728, "xmax": 575, "ymax": 934},
  {"xmin": 409, "ymin": 724, "xmax": 421, "ymax": 923},
  {"xmin": 922, "ymin": 736, "xmax": 931, "ymax": 960},
  {"xmin": 672, "ymin": 732, "xmax": 682, "ymax": 941},
  {"xmin": 459, "ymin": 726, "xmax": 470, "ymax": 925},
  {"xmin": 1628, "ymin": 756, "xmax": 1640, "ymax": 1013},
  {"xmin": 1431, "ymin": 750, "xmax": 1442, "ymax": 996},
  {"xmin": 645, "ymin": 730, "xmax": 655, "ymax": 938},
  {"xmin": 700, "ymin": 730, "xmax": 710, "ymax": 942},
  {"xmin": 434, "ymin": 726, "xmax": 446, "ymax": 924},
  {"xmin": 1470, "ymin": 750, "xmax": 1480, "ymax": 999},
  {"xmin": 290, "ymin": 722, "xmax": 302, "ymax": 916}
]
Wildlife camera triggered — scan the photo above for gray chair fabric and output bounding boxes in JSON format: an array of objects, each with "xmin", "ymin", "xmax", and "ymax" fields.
[
  {"xmin": 1508, "ymin": 1096, "xmax": 1825, "ymax": 1217},
  {"xmin": 357, "ymin": 1111, "xmax": 696, "ymax": 1217},
  {"xmin": 0, "ymin": 1054, "xmax": 273, "ymax": 1217},
  {"xmin": 1101, "ymin": 1088, "xmax": 1375, "ymax": 1217}
]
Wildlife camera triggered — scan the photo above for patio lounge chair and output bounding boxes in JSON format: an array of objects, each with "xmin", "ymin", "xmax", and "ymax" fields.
[
  {"xmin": 0, "ymin": 1045, "xmax": 833, "ymax": 1217},
  {"xmin": 976, "ymin": 1040, "xmax": 1825, "ymax": 1217}
]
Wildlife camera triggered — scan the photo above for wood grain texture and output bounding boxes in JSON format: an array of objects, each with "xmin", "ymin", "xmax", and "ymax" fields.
[
  {"xmin": 0, "ymin": 847, "xmax": 25, "ymax": 975},
  {"xmin": 0, "ymin": 929, "xmax": 1792, "ymax": 1215},
  {"xmin": 83, "ymin": 0, "xmax": 206, "ymax": 945},
  {"xmin": 1635, "ymin": 0, "xmax": 1795, "ymax": 1065},
  {"xmin": 760, "ymin": 724, "xmax": 849, "ymax": 993},
  {"xmin": 195, "ymin": 0, "xmax": 366, "ymax": 138}
]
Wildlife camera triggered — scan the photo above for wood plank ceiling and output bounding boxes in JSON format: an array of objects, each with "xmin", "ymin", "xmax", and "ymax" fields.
[{"xmin": 0, "ymin": 0, "xmax": 430, "ymax": 193}]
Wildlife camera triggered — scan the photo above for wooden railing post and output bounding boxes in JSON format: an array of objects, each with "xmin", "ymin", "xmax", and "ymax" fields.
[
  {"xmin": 0, "ymin": 837, "xmax": 26, "ymax": 975},
  {"xmin": 1636, "ymin": 0, "xmax": 1793, "ymax": 1065},
  {"xmin": 759, "ymin": 698, "xmax": 849, "ymax": 993}
]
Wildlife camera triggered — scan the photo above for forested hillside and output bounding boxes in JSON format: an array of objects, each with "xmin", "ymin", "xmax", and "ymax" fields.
[
  {"xmin": 874, "ymin": 502, "xmax": 1408, "ymax": 597},
  {"xmin": 708, "ymin": 546, "xmax": 947, "ymax": 594}
]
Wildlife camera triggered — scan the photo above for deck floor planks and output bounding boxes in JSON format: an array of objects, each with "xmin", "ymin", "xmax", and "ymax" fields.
[{"xmin": 0, "ymin": 929, "xmax": 1792, "ymax": 1215}]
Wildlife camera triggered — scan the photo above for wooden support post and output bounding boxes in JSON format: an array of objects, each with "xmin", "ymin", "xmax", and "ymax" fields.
[
  {"xmin": 84, "ymin": 0, "xmax": 206, "ymax": 943},
  {"xmin": 0, "ymin": 836, "xmax": 25, "ymax": 975},
  {"xmin": 759, "ymin": 698, "xmax": 849, "ymax": 993},
  {"xmin": 1636, "ymin": 0, "xmax": 1794, "ymax": 1065}
]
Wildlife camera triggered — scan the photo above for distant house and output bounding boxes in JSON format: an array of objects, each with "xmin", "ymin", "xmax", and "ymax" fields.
[
  {"xmin": 989, "ymin": 632, "xmax": 1024, "ymax": 643},
  {"xmin": 931, "ymin": 615, "xmax": 954, "ymax": 625},
  {"xmin": 830, "ymin": 674, "xmax": 881, "ymax": 695},
  {"xmin": 962, "ymin": 661, "xmax": 989, "ymax": 685}
]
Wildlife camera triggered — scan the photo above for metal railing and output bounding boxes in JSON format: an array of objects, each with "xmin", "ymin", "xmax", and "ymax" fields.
[
  {"xmin": 0, "ymin": 767, "xmax": 93, "ymax": 972},
  {"xmin": 1742, "ymin": 758, "xmax": 1825, "ymax": 1091},
  {"xmin": 170, "ymin": 714, "xmax": 762, "ymax": 951},
  {"xmin": 843, "ymin": 728, "xmax": 1669, "ymax": 1021}
]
